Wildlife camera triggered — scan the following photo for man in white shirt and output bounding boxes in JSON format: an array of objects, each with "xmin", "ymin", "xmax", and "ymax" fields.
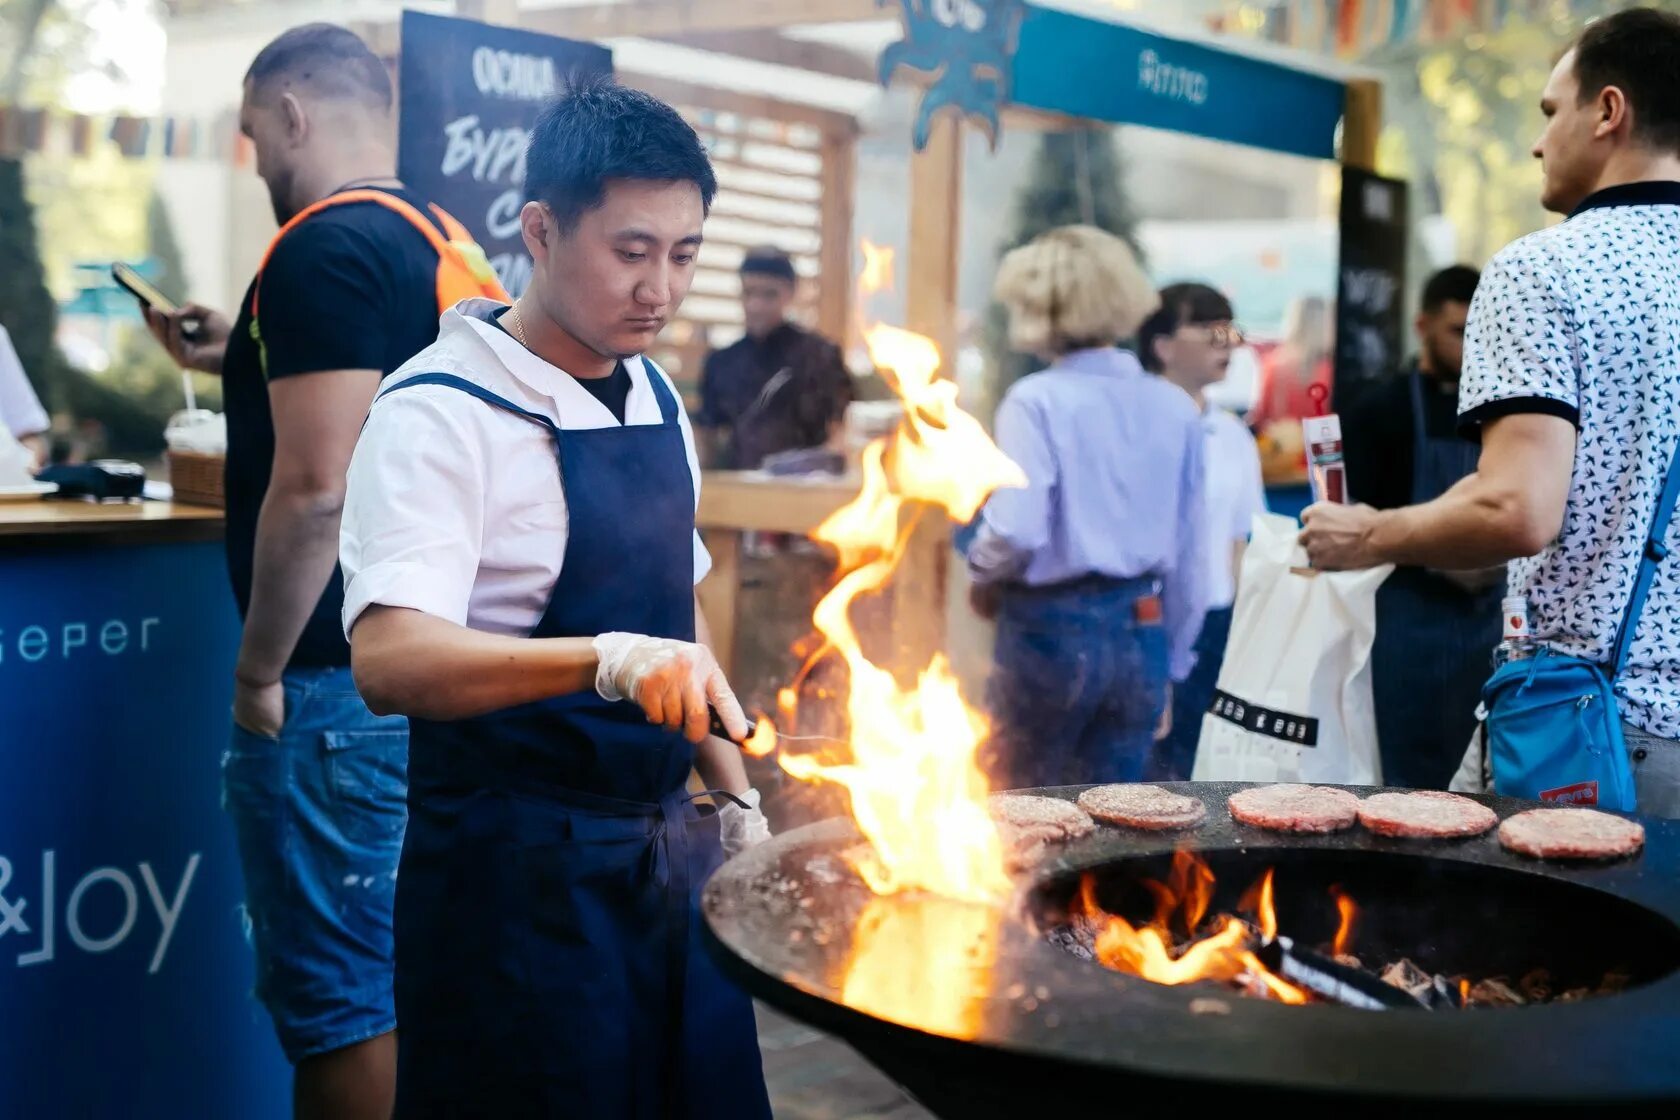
[
  {"xmin": 0, "ymin": 324, "xmax": 50, "ymax": 468},
  {"xmin": 1303, "ymin": 7, "xmax": 1680, "ymax": 815},
  {"xmin": 1138, "ymin": 282, "xmax": 1266, "ymax": 779},
  {"xmin": 338, "ymin": 80, "xmax": 771, "ymax": 1116}
]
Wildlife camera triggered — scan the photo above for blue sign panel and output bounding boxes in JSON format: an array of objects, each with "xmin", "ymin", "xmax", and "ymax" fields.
[
  {"xmin": 0, "ymin": 539, "xmax": 288, "ymax": 1118},
  {"xmin": 398, "ymin": 10, "xmax": 612, "ymax": 298},
  {"xmin": 1010, "ymin": 5, "xmax": 1344, "ymax": 160}
]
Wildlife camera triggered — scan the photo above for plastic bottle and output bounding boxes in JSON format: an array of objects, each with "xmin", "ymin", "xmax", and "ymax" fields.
[{"xmin": 1491, "ymin": 595, "xmax": 1538, "ymax": 667}]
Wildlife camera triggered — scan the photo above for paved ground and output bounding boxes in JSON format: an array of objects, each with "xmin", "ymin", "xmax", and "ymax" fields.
[{"xmin": 757, "ymin": 1002, "xmax": 932, "ymax": 1119}]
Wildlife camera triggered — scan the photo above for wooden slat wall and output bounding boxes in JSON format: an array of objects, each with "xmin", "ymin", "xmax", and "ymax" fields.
[{"xmin": 624, "ymin": 86, "xmax": 857, "ymax": 406}]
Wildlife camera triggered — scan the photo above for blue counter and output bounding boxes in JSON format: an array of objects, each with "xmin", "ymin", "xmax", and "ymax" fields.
[{"xmin": 0, "ymin": 504, "xmax": 289, "ymax": 1118}]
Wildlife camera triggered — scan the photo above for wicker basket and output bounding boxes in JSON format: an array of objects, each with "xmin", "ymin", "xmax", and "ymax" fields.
[{"xmin": 167, "ymin": 450, "xmax": 226, "ymax": 508}]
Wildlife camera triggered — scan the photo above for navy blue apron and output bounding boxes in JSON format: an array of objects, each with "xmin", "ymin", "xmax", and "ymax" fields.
[
  {"xmin": 383, "ymin": 365, "xmax": 770, "ymax": 1119},
  {"xmin": 1371, "ymin": 371, "xmax": 1503, "ymax": 788}
]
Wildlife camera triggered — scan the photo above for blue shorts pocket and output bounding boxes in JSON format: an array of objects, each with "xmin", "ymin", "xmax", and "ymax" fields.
[{"xmin": 323, "ymin": 730, "xmax": 409, "ymax": 846}]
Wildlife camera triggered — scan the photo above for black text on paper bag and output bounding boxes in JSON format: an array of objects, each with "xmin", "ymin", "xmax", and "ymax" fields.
[{"xmin": 1208, "ymin": 689, "xmax": 1319, "ymax": 747}]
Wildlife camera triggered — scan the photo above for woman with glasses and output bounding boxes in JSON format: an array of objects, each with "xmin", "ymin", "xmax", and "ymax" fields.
[
  {"xmin": 969, "ymin": 225, "xmax": 1209, "ymax": 790},
  {"xmin": 1137, "ymin": 283, "xmax": 1268, "ymax": 779}
]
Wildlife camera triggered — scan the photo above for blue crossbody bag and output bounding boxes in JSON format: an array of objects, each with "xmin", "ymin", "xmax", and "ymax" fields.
[{"xmin": 1482, "ymin": 439, "xmax": 1680, "ymax": 811}]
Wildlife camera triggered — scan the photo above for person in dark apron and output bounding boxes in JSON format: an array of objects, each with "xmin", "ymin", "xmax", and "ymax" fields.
[
  {"xmin": 1366, "ymin": 371, "xmax": 1503, "ymax": 788},
  {"xmin": 1343, "ymin": 267, "xmax": 1502, "ymax": 788},
  {"xmin": 339, "ymin": 82, "xmax": 771, "ymax": 1118}
]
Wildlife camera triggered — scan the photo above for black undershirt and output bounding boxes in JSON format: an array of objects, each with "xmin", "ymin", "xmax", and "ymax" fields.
[{"xmin": 491, "ymin": 306, "xmax": 631, "ymax": 424}]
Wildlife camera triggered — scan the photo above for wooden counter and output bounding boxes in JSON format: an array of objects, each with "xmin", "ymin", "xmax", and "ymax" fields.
[{"xmin": 0, "ymin": 499, "xmax": 225, "ymax": 545}]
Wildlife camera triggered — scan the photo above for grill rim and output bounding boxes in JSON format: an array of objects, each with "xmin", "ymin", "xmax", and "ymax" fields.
[{"xmin": 702, "ymin": 782, "xmax": 1680, "ymax": 1105}]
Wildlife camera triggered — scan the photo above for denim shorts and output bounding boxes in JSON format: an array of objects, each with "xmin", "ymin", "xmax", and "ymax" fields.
[{"xmin": 222, "ymin": 665, "xmax": 408, "ymax": 1063}]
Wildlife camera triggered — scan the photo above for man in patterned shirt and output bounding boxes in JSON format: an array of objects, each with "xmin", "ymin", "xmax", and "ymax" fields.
[{"xmin": 1300, "ymin": 6, "xmax": 1680, "ymax": 815}]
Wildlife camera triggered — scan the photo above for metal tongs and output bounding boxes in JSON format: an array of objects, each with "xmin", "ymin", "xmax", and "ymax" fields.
[{"xmin": 1255, "ymin": 936, "xmax": 1462, "ymax": 1010}]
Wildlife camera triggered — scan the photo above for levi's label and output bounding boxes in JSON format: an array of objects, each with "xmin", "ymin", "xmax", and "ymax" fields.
[{"xmin": 1539, "ymin": 781, "xmax": 1599, "ymax": 806}]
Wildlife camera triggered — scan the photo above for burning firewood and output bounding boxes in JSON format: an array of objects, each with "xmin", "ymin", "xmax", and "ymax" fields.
[
  {"xmin": 1380, "ymin": 958, "xmax": 1435, "ymax": 1000},
  {"xmin": 1466, "ymin": 978, "xmax": 1527, "ymax": 1007}
]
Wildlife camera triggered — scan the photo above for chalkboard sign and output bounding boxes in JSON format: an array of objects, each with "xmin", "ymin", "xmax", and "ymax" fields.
[
  {"xmin": 1333, "ymin": 167, "xmax": 1409, "ymax": 400},
  {"xmin": 398, "ymin": 11, "xmax": 612, "ymax": 298}
]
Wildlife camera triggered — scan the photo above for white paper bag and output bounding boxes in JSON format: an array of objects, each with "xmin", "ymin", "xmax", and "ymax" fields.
[
  {"xmin": 0, "ymin": 424, "xmax": 34, "ymax": 486},
  {"xmin": 1191, "ymin": 513, "xmax": 1393, "ymax": 785}
]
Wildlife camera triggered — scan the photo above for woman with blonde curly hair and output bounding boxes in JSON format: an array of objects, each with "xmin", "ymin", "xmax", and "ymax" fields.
[{"xmin": 969, "ymin": 225, "xmax": 1209, "ymax": 789}]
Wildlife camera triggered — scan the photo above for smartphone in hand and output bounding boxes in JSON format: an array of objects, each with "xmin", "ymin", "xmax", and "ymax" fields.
[{"xmin": 111, "ymin": 262, "xmax": 201, "ymax": 341}]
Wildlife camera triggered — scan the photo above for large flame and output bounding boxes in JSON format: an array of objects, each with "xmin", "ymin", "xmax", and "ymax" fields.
[
  {"xmin": 794, "ymin": 326, "xmax": 1025, "ymax": 902},
  {"xmin": 841, "ymin": 894, "xmax": 1000, "ymax": 1038},
  {"xmin": 768, "ymin": 254, "xmax": 1026, "ymax": 905}
]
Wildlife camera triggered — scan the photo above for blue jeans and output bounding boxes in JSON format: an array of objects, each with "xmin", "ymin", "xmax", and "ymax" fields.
[
  {"xmin": 1150, "ymin": 605, "xmax": 1232, "ymax": 781},
  {"xmin": 221, "ymin": 665, "xmax": 408, "ymax": 1063},
  {"xmin": 983, "ymin": 577, "xmax": 1170, "ymax": 790}
]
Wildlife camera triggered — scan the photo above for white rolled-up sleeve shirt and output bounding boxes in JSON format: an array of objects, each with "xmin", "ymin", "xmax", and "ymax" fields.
[{"xmin": 341, "ymin": 299, "xmax": 711, "ymax": 639}]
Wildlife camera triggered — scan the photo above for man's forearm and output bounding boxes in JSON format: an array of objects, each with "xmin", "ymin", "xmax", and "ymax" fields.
[
  {"xmin": 351, "ymin": 606, "xmax": 598, "ymax": 720},
  {"xmin": 236, "ymin": 487, "xmax": 348, "ymax": 683},
  {"xmin": 1367, "ymin": 471, "xmax": 1550, "ymax": 570}
]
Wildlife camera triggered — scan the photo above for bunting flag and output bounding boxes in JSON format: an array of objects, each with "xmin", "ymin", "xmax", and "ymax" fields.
[
  {"xmin": 1214, "ymin": 0, "xmax": 1558, "ymax": 53},
  {"xmin": 1335, "ymin": 0, "xmax": 1362, "ymax": 56},
  {"xmin": 0, "ymin": 103, "xmax": 249, "ymax": 161}
]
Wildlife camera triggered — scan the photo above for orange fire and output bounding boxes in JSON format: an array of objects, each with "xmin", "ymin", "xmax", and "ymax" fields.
[
  {"xmin": 841, "ymin": 893, "xmax": 1000, "ymax": 1038},
  {"xmin": 1077, "ymin": 854, "xmax": 1309, "ymax": 1005},
  {"xmin": 858, "ymin": 239, "xmax": 896, "ymax": 297},
  {"xmin": 768, "ymin": 248, "xmax": 1026, "ymax": 905},
  {"xmin": 1331, "ymin": 886, "xmax": 1358, "ymax": 958},
  {"xmin": 740, "ymin": 718, "xmax": 778, "ymax": 759}
]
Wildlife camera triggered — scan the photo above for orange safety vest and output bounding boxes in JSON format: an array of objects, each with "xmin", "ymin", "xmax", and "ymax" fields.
[{"xmin": 248, "ymin": 189, "xmax": 510, "ymax": 376}]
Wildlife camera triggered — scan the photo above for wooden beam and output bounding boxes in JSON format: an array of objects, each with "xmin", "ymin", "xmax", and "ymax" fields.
[
  {"xmin": 817, "ymin": 131, "xmax": 856, "ymax": 345},
  {"xmin": 893, "ymin": 111, "xmax": 964, "ymax": 671},
  {"xmin": 651, "ymin": 28, "xmax": 879, "ymax": 85},
  {"xmin": 623, "ymin": 72, "xmax": 860, "ymax": 138},
  {"xmin": 905, "ymin": 112, "xmax": 962, "ymax": 361},
  {"xmin": 1342, "ymin": 78, "xmax": 1382, "ymax": 172},
  {"xmin": 521, "ymin": 0, "xmax": 882, "ymax": 41}
]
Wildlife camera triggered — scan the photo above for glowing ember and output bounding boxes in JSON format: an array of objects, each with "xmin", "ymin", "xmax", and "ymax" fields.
[{"xmin": 772, "ymin": 246, "xmax": 1027, "ymax": 905}]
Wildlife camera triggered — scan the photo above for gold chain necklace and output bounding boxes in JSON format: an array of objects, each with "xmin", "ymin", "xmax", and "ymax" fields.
[{"xmin": 506, "ymin": 300, "xmax": 530, "ymax": 349}]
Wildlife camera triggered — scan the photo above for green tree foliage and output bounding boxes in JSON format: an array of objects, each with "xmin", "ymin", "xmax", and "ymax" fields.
[
  {"xmin": 982, "ymin": 126, "xmax": 1142, "ymax": 402},
  {"xmin": 0, "ymin": 157, "xmax": 67, "ymax": 411}
]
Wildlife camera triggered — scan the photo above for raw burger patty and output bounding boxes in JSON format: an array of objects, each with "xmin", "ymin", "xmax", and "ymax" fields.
[
  {"xmin": 988, "ymin": 794, "xmax": 1096, "ymax": 869},
  {"xmin": 1357, "ymin": 791, "xmax": 1498, "ymax": 839},
  {"xmin": 1498, "ymin": 808, "xmax": 1645, "ymax": 861},
  {"xmin": 1076, "ymin": 784, "xmax": 1207, "ymax": 831},
  {"xmin": 1228, "ymin": 784, "xmax": 1358, "ymax": 833}
]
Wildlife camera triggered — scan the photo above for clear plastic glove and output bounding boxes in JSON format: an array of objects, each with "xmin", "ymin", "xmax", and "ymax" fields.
[
  {"xmin": 593, "ymin": 632, "xmax": 747, "ymax": 744},
  {"xmin": 718, "ymin": 788, "xmax": 772, "ymax": 858}
]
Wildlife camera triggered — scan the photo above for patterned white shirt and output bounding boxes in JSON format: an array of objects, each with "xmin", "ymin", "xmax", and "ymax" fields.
[{"xmin": 1459, "ymin": 181, "xmax": 1680, "ymax": 738}]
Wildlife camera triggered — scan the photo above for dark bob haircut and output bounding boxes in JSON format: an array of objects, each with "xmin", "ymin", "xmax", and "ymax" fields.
[{"xmin": 1136, "ymin": 281, "xmax": 1236, "ymax": 373}]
